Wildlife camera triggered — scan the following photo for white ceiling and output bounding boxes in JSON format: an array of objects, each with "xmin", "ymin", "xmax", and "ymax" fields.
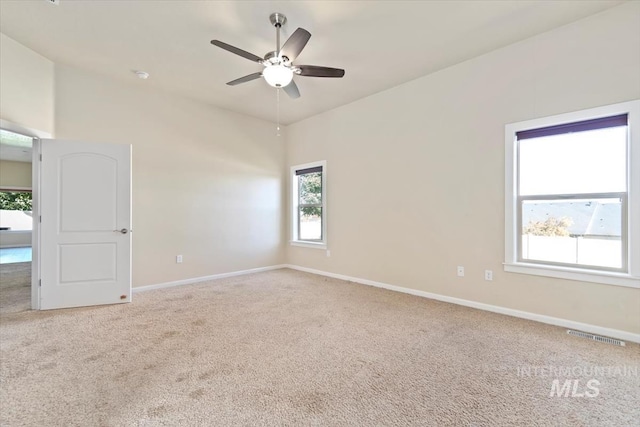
[{"xmin": 0, "ymin": 0, "xmax": 624, "ymax": 125}]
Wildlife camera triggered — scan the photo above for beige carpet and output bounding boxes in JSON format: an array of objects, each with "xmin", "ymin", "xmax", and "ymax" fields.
[
  {"xmin": 0, "ymin": 269, "xmax": 638, "ymax": 426},
  {"xmin": 0, "ymin": 262, "xmax": 31, "ymax": 315}
]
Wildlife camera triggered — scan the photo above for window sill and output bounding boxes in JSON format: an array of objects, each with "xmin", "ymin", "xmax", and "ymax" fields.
[
  {"xmin": 290, "ymin": 241, "xmax": 327, "ymax": 250},
  {"xmin": 0, "ymin": 230, "xmax": 32, "ymax": 234},
  {"xmin": 504, "ymin": 262, "xmax": 639, "ymax": 289}
]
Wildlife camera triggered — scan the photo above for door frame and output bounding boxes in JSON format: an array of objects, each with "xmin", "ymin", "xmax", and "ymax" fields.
[{"xmin": 0, "ymin": 119, "xmax": 50, "ymax": 310}]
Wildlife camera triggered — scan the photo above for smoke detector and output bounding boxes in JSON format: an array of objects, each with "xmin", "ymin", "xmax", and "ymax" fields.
[{"xmin": 133, "ymin": 70, "xmax": 150, "ymax": 80}]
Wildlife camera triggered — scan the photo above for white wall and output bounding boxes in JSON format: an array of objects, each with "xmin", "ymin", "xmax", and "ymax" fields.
[
  {"xmin": 286, "ymin": 3, "xmax": 640, "ymax": 334},
  {"xmin": 0, "ymin": 33, "xmax": 54, "ymax": 134},
  {"xmin": 54, "ymin": 65, "xmax": 286, "ymax": 287},
  {"xmin": 0, "ymin": 231, "xmax": 31, "ymax": 248},
  {"xmin": 0, "ymin": 160, "xmax": 32, "ymax": 188}
]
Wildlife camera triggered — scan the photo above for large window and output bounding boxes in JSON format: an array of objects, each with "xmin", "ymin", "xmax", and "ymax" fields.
[
  {"xmin": 505, "ymin": 101, "xmax": 640, "ymax": 288},
  {"xmin": 291, "ymin": 161, "xmax": 326, "ymax": 248}
]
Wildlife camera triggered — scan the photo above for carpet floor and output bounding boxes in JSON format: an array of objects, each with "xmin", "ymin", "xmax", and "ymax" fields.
[
  {"xmin": 0, "ymin": 261, "xmax": 31, "ymax": 315},
  {"xmin": 0, "ymin": 269, "xmax": 638, "ymax": 426}
]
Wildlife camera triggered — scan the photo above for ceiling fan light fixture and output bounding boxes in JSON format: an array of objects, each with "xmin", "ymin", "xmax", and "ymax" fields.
[
  {"xmin": 211, "ymin": 12, "xmax": 344, "ymax": 99},
  {"xmin": 263, "ymin": 64, "xmax": 293, "ymax": 87}
]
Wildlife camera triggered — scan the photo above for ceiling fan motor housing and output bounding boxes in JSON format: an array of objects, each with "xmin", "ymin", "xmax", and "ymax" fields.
[{"xmin": 265, "ymin": 51, "xmax": 294, "ymax": 67}]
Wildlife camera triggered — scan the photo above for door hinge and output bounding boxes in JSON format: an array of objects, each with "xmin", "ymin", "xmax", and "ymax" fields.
[
  {"xmin": 39, "ymin": 216, "xmax": 42, "ymax": 223},
  {"xmin": 39, "ymin": 279, "xmax": 41, "ymax": 287},
  {"xmin": 39, "ymin": 154, "xmax": 42, "ymax": 161}
]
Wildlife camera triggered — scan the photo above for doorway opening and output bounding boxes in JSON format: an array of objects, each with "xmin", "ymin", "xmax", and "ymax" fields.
[{"xmin": 0, "ymin": 128, "xmax": 34, "ymax": 313}]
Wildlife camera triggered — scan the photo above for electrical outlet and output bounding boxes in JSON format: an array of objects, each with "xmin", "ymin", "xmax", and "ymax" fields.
[
  {"xmin": 457, "ymin": 266, "xmax": 464, "ymax": 277},
  {"xmin": 485, "ymin": 270, "xmax": 493, "ymax": 281},
  {"xmin": 326, "ymin": 250, "xmax": 331, "ymax": 257},
  {"xmin": 176, "ymin": 255, "xmax": 183, "ymax": 264}
]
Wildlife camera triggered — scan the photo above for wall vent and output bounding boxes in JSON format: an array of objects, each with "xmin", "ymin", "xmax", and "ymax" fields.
[{"xmin": 567, "ymin": 330, "xmax": 625, "ymax": 347}]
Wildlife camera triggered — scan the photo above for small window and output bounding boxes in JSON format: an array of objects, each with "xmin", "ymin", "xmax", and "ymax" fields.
[
  {"xmin": 505, "ymin": 101, "xmax": 640, "ymax": 288},
  {"xmin": 291, "ymin": 161, "xmax": 326, "ymax": 248}
]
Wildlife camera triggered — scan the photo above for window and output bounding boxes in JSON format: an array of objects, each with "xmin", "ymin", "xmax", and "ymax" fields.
[
  {"xmin": 291, "ymin": 161, "xmax": 326, "ymax": 248},
  {"xmin": 0, "ymin": 191, "xmax": 33, "ymax": 231},
  {"xmin": 0, "ymin": 128, "xmax": 34, "ymax": 232},
  {"xmin": 505, "ymin": 101, "xmax": 640, "ymax": 288}
]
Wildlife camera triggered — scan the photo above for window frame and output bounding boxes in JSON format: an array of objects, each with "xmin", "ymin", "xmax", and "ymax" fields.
[
  {"xmin": 290, "ymin": 160, "xmax": 327, "ymax": 249},
  {"xmin": 504, "ymin": 100, "xmax": 640, "ymax": 288}
]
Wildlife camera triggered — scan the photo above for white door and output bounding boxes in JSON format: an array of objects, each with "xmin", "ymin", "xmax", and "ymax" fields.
[{"xmin": 40, "ymin": 139, "xmax": 131, "ymax": 310}]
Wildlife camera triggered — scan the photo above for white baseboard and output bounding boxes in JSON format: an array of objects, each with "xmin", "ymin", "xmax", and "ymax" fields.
[
  {"xmin": 133, "ymin": 264, "xmax": 288, "ymax": 293},
  {"xmin": 284, "ymin": 264, "xmax": 640, "ymax": 344}
]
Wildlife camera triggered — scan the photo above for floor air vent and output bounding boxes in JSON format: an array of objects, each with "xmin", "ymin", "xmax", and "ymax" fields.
[{"xmin": 567, "ymin": 330, "xmax": 625, "ymax": 347}]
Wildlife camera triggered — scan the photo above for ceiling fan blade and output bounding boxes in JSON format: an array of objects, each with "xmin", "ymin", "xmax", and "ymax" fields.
[
  {"xmin": 298, "ymin": 65, "xmax": 345, "ymax": 78},
  {"xmin": 280, "ymin": 28, "xmax": 311, "ymax": 61},
  {"xmin": 211, "ymin": 40, "xmax": 263, "ymax": 63},
  {"xmin": 282, "ymin": 80, "xmax": 301, "ymax": 99},
  {"xmin": 226, "ymin": 72, "xmax": 263, "ymax": 86}
]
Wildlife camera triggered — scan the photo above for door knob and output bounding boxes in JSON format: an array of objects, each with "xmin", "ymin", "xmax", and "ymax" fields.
[{"xmin": 114, "ymin": 228, "xmax": 128, "ymax": 234}]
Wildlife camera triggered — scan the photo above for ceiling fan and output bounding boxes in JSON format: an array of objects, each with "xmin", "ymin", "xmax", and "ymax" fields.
[{"xmin": 210, "ymin": 13, "xmax": 345, "ymax": 99}]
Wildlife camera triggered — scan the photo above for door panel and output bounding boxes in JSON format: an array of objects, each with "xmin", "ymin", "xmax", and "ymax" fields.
[
  {"xmin": 59, "ymin": 243, "xmax": 117, "ymax": 283},
  {"xmin": 40, "ymin": 139, "xmax": 131, "ymax": 310},
  {"xmin": 60, "ymin": 154, "xmax": 118, "ymax": 231}
]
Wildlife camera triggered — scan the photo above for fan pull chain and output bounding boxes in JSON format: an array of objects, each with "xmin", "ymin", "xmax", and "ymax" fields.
[{"xmin": 276, "ymin": 87, "xmax": 281, "ymax": 137}]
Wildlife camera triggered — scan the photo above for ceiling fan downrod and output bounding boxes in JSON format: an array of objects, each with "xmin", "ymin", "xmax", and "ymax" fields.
[{"xmin": 269, "ymin": 13, "xmax": 287, "ymax": 58}]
